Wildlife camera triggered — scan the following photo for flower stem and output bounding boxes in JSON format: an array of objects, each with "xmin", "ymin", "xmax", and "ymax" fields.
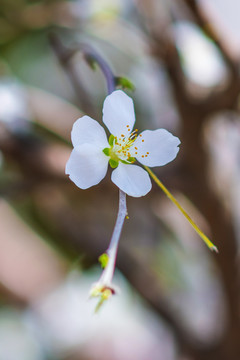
[
  {"xmin": 144, "ymin": 166, "xmax": 218, "ymax": 253},
  {"xmin": 100, "ymin": 190, "xmax": 127, "ymax": 284}
]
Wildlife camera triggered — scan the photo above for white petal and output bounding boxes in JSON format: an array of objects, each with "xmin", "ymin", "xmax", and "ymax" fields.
[
  {"xmin": 65, "ymin": 144, "xmax": 109, "ymax": 189},
  {"xmin": 111, "ymin": 163, "xmax": 151, "ymax": 197},
  {"xmin": 102, "ymin": 90, "xmax": 136, "ymax": 137},
  {"xmin": 134, "ymin": 129, "xmax": 180, "ymax": 167},
  {"xmin": 71, "ymin": 116, "xmax": 108, "ymax": 148}
]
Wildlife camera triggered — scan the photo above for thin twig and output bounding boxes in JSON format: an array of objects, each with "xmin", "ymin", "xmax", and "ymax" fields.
[
  {"xmin": 100, "ymin": 190, "xmax": 127, "ymax": 284},
  {"xmin": 80, "ymin": 44, "xmax": 116, "ymax": 95}
]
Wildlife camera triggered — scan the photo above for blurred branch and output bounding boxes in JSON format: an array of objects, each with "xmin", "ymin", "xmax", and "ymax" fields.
[
  {"xmin": 0, "ymin": 125, "xmax": 68, "ymax": 198},
  {"xmin": 182, "ymin": 0, "xmax": 237, "ymax": 70},
  {"xmin": 49, "ymin": 34, "xmax": 117, "ymax": 95},
  {"xmin": 182, "ymin": 0, "xmax": 240, "ymax": 114},
  {"xmin": 49, "ymin": 34, "xmax": 117, "ymax": 118},
  {"xmin": 48, "ymin": 33, "xmax": 95, "ymax": 117},
  {"xmin": 135, "ymin": 0, "xmax": 195, "ymax": 109},
  {"xmin": 151, "ymin": 35, "xmax": 194, "ymax": 108},
  {"xmin": 140, "ymin": 0, "xmax": 240, "ymax": 118}
]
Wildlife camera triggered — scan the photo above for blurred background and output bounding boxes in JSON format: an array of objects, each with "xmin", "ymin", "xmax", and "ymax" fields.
[{"xmin": 0, "ymin": 0, "xmax": 240, "ymax": 359}]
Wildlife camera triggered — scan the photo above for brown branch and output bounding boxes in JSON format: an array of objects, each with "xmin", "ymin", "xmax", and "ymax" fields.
[
  {"xmin": 147, "ymin": 0, "xmax": 240, "ymax": 117},
  {"xmin": 0, "ymin": 125, "xmax": 68, "ymax": 193},
  {"xmin": 48, "ymin": 33, "xmax": 96, "ymax": 118},
  {"xmin": 182, "ymin": 0, "xmax": 237, "ymax": 71},
  {"xmin": 182, "ymin": 0, "xmax": 240, "ymax": 114}
]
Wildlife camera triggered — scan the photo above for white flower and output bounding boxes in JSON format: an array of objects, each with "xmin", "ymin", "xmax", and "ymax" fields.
[{"xmin": 66, "ymin": 90, "xmax": 180, "ymax": 197}]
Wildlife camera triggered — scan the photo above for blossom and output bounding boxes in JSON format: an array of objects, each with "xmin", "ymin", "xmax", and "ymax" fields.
[{"xmin": 66, "ymin": 90, "xmax": 180, "ymax": 197}]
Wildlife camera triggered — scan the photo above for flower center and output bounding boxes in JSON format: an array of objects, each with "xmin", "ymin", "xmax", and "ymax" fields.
[
  {"xmin": 111, "ymin": 129, "xmax": 138, "ymax": 162},
  {"xmin": 103, "ymin": 126, "xmax": 150, "ymax": 168},
  {"xmin": 103, "ymin": 127, "xmax": 137, "ymax": 168}
]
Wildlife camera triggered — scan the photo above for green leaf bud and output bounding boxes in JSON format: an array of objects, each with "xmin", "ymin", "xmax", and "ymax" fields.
[
  {"xmin": 115, "ymin": 76, "xmax": 135, "ymax": 91},
  {"xmin": 109, "ymin": 159, "xmax": 119, "ymax": 168},
  {"xmin": 103, "ymin": 147, "xmax": 110, "ymax": 156},
  {"xmin": 108, "ymin": 134, "xmax": 115, "ymax": 146},
  {"xmin": 98, "ymin": 253, "xmax": 109, "ymax": 269}
]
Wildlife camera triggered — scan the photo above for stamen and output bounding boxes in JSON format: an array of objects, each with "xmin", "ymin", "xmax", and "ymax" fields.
[
  {"xmin": 129, "ymin": 130, "xmax": 138, "ymax": 141},
  {"xmin": 110, "ymin": 127, "xmax": 140, "ymax": 163}
]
